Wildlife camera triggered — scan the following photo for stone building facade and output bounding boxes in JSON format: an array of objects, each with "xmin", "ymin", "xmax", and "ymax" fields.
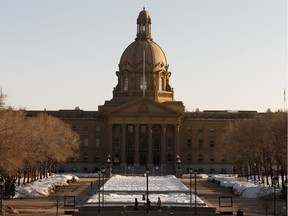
[{"xmin": 27, "ymin": 8, "xmax": 258, "ymax": 174}]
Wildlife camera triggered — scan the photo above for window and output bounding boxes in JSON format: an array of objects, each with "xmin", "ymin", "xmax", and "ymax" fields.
[
  {"xmin": 210, "ymin": 156, "xmax": 215, "ymax": 162},
  {"xmin": 167, "ymin": 154, "xmax": 172, "ymax": 162},
  {"xmin": 82, "ymin": 153, "xmax": 88, "ymax": 160},
  {"xmin": 95, "ymin": 126, "xmax": 101, "ymax": 133},
  {"xmin": 210, "ymin": 168, "xmax": 215, "ymax": 173},
  {"xmin": 94, "ymin": 154, "xmax": 99, "ymax": 161},
  {"xmin": 83, "ymin": 138, "xmax": 89, "ymax": 147},
  {"xmin": 198, "ymin": 127, "xmax": 203, "ymax": 132},
  {"xmin": 140, "ymin": 77, "xmax": 147, "ymax": 90},
  {"xmin": 95, "ymin": 138, "xmax": 100, "ymax": 147},
  {"xmin": 198, "ymin": 154, "xmax": 203, "ymax": 162},
  {"xmin": 167, "ymin": 138, "xmax": 172, "ymax": 148},
  {"xmin": 187, "ymin": 139, "xmax": 192, "ymax": 148},
  {"xmin": 159, "ymin": 77, "xmax": 164, "ymax": 91},
  {"xmin": 187, "ymin": 154, "xmax": 192, "ymax": 162},
  {"xmin": 123, "ymin": 76, "xmax": 128, "ymax": 90},
  {"xmin": 198, "ymin": 139, "xmax": 203, "ymax": 148},
  {"xmin": 210, "ymin": 140, "xmax": 215, "ymax": 148},
  {"xmin": 186, "ymin": 126, "xmax": 192, "ymax": 133},
  {"xmin": 127, "ymin": 125, "xmax": 134, "ymax": 133},
  {"xmin": 209, "ymin": 127, "xmax": 215, "ymax": 132},
  {"xmin": 114, "ymin": 138, "xmax": 120, "ymax": 148},
  {"xmin": 83, "ymin": 126, "xmax": 89, "ymax": 134},
  {"xmin": 140, "ymin": 125, "xmax": 147, "ymax": 133}
]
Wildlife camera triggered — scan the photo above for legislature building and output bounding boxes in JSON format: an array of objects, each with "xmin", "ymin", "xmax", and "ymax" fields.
[{"xmin": 28, "ymin": 8, "xmax": 258, "ymax": 174}]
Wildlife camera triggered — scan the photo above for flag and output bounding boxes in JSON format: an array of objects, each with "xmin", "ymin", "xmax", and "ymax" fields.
[{"xmin": 0, "ymin": 86, "xmax": 2, "ymax": 98}]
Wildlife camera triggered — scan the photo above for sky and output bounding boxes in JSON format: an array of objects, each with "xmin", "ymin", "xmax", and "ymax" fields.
[{"xmin": 0, "ymin": 0, "xmax": 286, "ymax": 112}]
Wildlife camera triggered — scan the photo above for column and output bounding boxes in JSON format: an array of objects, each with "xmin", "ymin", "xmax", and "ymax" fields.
[
  {"xmin": 121, "ymin": 124, "xmax": 126, "ymax": 166},
  {"xmin": 134, "ymin": 124, "xmax": 140, "ymax": 166},
  {"xmin": 148, "ymin": 124, "xmax": 153, "ymax": 165},
  {"xmin": 161, "ymin": 124, "xmax": 166, "ymax": 165},
  {"xmin": 174, "ymin": 124, "xmax": 180, "ymax": 156},
  {"xmin": 107, "ymin": 124, "xmax": 113, "ymax": 157}
]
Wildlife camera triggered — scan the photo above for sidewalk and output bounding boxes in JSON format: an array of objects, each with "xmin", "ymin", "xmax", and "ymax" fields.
[
  {"xmin": 181, "ymin": 178, "xmax": 287, "ymax": 216},
  {"xmin": 4, "ymin": 178, "xmax": 97, "ymax": 216},
  {"xmin": 3, "ymin": 177, "xmax": 287, "ymax": 216}
]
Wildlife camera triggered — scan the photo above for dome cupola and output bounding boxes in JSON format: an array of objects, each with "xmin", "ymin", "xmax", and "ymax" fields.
[{"xmin": 112, "ymin": 8, "xmax": 174, "ymax": 104}]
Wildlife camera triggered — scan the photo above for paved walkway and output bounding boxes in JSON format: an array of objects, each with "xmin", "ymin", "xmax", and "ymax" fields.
[
  {"xmin": 3, "ymin": 177, "xmax": 287, "ymax": 216},
  {"xmin": 181, "ymin": 178, "xmax": 286, "ymax": 216}
]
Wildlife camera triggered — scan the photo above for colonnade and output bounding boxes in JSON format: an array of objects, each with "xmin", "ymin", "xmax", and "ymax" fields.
[{"xmin": 107, "ymin": 123, "xmax": 180, "ymax": 166}]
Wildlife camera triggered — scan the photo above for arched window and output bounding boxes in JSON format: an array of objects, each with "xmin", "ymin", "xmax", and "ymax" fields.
[
  {"xmin": 159, "ymin": 77, "xmax": 164, "ymax": 91},
  {"xmin": 123, "ymin": 76, "xmax": 128, "ymax": 90}
]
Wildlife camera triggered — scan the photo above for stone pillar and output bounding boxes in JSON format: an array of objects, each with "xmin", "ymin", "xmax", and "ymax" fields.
[
  {"xmin": 174, "ymin": 124, "xmax": 180, "ymax": 156},
  {"xmin": 134, "ymin": 124, "xmax": 140, "ymax": 166},
  {"xmin": 107, "ymin": 124, "xmax": 113, "ymax": 159},
  {"xmin": 121, "ymin": 124, "xmax": 126, "ymax": 166},
  {"xmin": 161, "ymin": 124, "xmax": 166, "ymax": 165},
  {"xmin": 148, "ymin": 124, "xmax": 153, "ymax": 165}
]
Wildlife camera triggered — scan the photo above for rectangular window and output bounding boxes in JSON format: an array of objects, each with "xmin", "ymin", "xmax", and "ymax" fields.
[
  {"xmin": 167, "ymin": 138, "xmax": 172, "ymax": 148},
  {"xmin": 95, "ymin": 126, "xmax": 101, "ymax": 132},
  {"xmin": 186, "ymin": 126, "xmax": 192, "ymax": 133},
  {"xmin": 83, "ymin": 138, "xmax": 89, "ymax": 147},
  {"xmin": 198, "ymin": 139, "xmax": 203, "ymax": 148},
  {"xmin": 187, "ymin": 154, "xmax": 192, "ymax": 162},
  {"xmin": 83, "ymin": 126, "xmax": 89, "ymax": 134},
  {"xmin": 198, "ymin": 127, "xmax": 203, "ymax": 132},
  {"xmin": 140, "ymin": 125, "xmax": 147, "ymax": 133},
  {"xmin": 198, "ymin": 154, "xmax": 203, "ymax": 161},
  {"xmin": 209, "ymin": 127, "xmax": 215, "ymax": 132},
  {"xmin": 210, "ymin": 140, "xmax": 215, "ymax": 148},
  {"xmin": 127, "ymin": 125, "xmax": 134, "ymax": 133},
  {"xmin": 210, "ymin": 156, "xmax": 215, "ymax": 162},
  {"xmin": 187, "ymin": 139, "xmax": 192, "ymax": 148},
  {"xmin": 95, "ymin": 138, "xmax": 100, "ymax": 147}
]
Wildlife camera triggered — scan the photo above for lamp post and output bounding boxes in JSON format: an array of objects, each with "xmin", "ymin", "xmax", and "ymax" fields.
[
  {"xmin": 106, "ymin": 155, "xmax": 112, "ymax": 177},
  {"xmin": 101, "ymin": 166, "xmax": 105, "ymax": 208},
  {"xmin": 97, "ymin": 169, "xmax": 101, "ymax": 213},
  {"xmin": 188, "ymin": 168, "xmax": 193, "ymax": 211},
  {"xmin": 176, "ymin": 155, "xmax": 181, "ymax": 178},
  {"xmin": 193, "ymin": 169, "xmax": 198, "ymax": 215},
  {"xmin": 0, "ymin": 178, "xmax": 4, "ymax": 216},
  {"xmin": 145, "ymin": 167, "xmax": 150, "ymax": 214},
  {"xmin": 272, "ymin": 176, "xmax": 278, "ymax": 216}
]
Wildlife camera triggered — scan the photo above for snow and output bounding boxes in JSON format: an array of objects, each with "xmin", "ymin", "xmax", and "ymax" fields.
[
  {"xmin": 12, "ymin": 173, "xmax": 285, "ymax": 202},
  {"xmin": 208, "ymin": 174, "xmax": 283, "ymax": 198},
  {"xmin": 87, "ymin": 175, "xmax": 205, "ymax": 206},
  {"xmin": 14, "ymin": 174, "xmax": 78, "ymax": 198}
]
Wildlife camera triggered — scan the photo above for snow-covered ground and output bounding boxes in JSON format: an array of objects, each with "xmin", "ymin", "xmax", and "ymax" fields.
[
  {"xmin": 13, "ymin": 173, "xmax": 285, "ymax": 201},
  {"xmin": 87, "ymin": 175, "xmax": 205, "ymax": 206},
  {"xmin": 207, "ymin": 174, "xmax": 284, "ymax": 198},
  {"xmin": 14, "ymin": 174, "xmax": 78, "ymax": 198}
]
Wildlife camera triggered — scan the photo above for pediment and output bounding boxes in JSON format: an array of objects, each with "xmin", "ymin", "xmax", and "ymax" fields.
[{"xmin": 106, "ymin": 98, "xmax": 180, "ymax": 116}]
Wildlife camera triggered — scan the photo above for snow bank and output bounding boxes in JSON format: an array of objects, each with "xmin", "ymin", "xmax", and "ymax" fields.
[{"xmin": 14, "ymin": 174, "xmax": 78, "ymax": 198}]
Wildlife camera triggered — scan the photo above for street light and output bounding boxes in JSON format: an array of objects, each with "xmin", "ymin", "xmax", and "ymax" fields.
[
  {"xmin": 193, "ymin": 169, "xmax": 198, "ymax": 215},
  {"xmin": 176, "ymin": 155, "xmax": 182, "ymax": 178},
  {"xmin": 106, "ymin": 155, "xmax": 112, "ymax": 177},
  {"xmin": 145, "ymin": 167, "xmax": 150, "ymax": 213},
  {"xmin": 101, "ymin": 166, "xmax": 105, "ymax": 208},
  {"xmin": 188, "ymin": 168, "xmax": 193, "ymax": 211},
  {"xmin": 0, "ymin": 178, "xmax": 4, "ymax": 216},
  {"xmin": 272, "ymin": 176, "xmax": 278, "ymax": 216},
  {"xmin": 176, "ymin": 155, "xmax": 181, "ymax": 169},
  {"xmin": 97, "ymin": 169, "xmax": 101, "ymax": 213}
]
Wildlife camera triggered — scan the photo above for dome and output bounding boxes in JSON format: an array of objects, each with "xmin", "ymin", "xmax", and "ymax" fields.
[{"xmin": 119, "ymin": 40, "xmax": 168, "ymax": 69}]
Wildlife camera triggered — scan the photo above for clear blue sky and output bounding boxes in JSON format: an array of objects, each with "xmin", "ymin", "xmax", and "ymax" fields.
[{"xmin": 0, "ymin": 0, "xmax": 286, "ymax": 112}]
